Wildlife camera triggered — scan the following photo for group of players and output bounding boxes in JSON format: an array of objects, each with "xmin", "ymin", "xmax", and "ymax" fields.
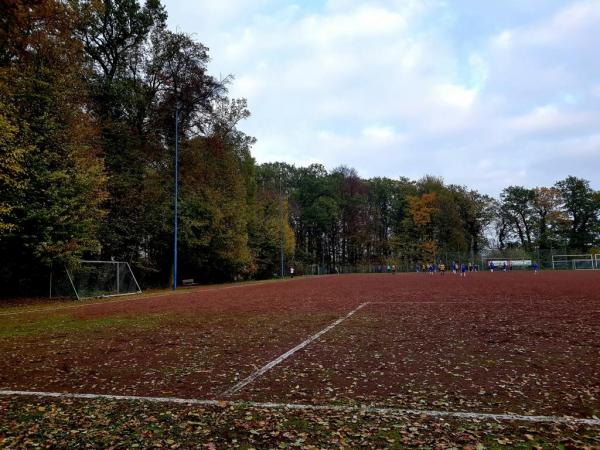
[
  {"xmin": 415, "ymin": 260, "xmax": 540, "ymax": 275},
  {"xmin": 418, "ymin": 261, "xmax": 472, "ymax": 277}
]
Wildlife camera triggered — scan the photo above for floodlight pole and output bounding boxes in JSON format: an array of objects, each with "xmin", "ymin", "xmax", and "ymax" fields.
[
  {"xmin": 173, "ymin": 104, "xmax": 180, "ymax": 290},
  {"xmin": 279, "ymin": 172, "xmax": 285, "ymax": 278}
]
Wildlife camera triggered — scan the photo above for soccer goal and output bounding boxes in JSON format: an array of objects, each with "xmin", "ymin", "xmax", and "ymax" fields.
[
  {"xmin": 595, "ymin": 254, "xmax": 600, "ymax": 269},
  {"xmin": 551, "ymin": 254, "xmax": 595, "ymax": 270},
  {"xmin": 65, "ymin": 260, "xmax": 142, "ymax": 300},
  {"xmin": 573, "ymin": 259, "xmax": 595, "ymax": 270}
]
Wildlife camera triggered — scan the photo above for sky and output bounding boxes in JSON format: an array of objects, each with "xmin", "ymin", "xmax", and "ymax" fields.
[{"xmin": 162, "ymin": 0, "xmax": 600, "ymax": 195}]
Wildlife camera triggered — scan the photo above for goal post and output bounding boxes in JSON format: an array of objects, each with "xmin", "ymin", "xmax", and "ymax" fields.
[{"xmin": 65, "ymin": 260, "xmax": 142, "ymax": 300}]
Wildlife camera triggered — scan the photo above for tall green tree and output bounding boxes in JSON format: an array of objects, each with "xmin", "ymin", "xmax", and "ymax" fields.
[
  {"xmin": 0, "ymin": 97, "xmax": 31, "ymax": 235},
  {"xmin": 70, "ymin": 0, "xmax": 167, "ymax": 265},
  {"xmin": 555, "ymin": 176, "xmax": 600, "ymax": 251},
  {"xmin": 0, "ymin": 0, "xmax": 107, "ymax": 294},
  {"xmin": 498, "ymin": 186, "xmax": 536, "ymax": 250}
]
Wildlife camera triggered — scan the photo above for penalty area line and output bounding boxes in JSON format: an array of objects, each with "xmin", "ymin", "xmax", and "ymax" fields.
[
  {"xmin": 0, "ymin": 390, "xmax": 599, "ymax": 426},
  {"xmin": 222, "ymin": 302, "xmax": 369, "ymax": 397}
]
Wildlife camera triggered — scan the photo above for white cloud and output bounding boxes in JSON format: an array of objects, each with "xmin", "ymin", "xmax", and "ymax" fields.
[
  {"xmin": 163, "ymin": 0, "xmax": 600, "ymax": 195},
  {"xmin": 299, "ymin": 6, "xmax": 408, "ymax": 44},
  {"xmin": 361, "ymin": 125, "xmax": 398, "ymax": 141},
  {"xmin": 433, "ymin": 84, "xmax": 477, "ymax": 109},
  {"xmin": 493, "ymin": 30, "xmax": 513, "ymax": 49},
  {"xmin": 508, "ymin": 105, "xmax": 595, "ymax": 134}
]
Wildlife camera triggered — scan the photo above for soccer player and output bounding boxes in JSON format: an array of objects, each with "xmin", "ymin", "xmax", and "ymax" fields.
[
  {"xmin": 439, "ymin": 262, "xmax": 446, "ymax": 275},
  {"xmin": 533, "ymin": 262, "xmax": 539, "ymax": 274},
  {"xmin": 460, "ymin": 262, "xmax": 467, "ymax": 277}
]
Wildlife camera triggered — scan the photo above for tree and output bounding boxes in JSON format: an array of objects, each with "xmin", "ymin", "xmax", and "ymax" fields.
[
  {"xmin": 0, "ymin": 0, "xmax": 107, "ymax": 294},
  {"xmin": 71, "ymin": 0, "xmax": 167, "ymax": 84},
  {"xmin": 450, "ymin": 186, "xmax": 494, "ymax": 255},
  {"xmin": 532, "ymin": 187, "xmax": 565, "ymax": 250},
  {"xmin": 331, "ymin": 167, "xmax": 370, "ymax": 266},
  {"xmin": 555, "ymin": 176, "xmax": 600, "ymax": 251},
  {"xmin": 406, "ymin": 192, "xmax": 438, "ymax": 262},
  {"xmin": 70, "ymin": 0, "xmax": 167, "ymax": 265},
  {"xmin": 368, "ymin": 177, "xmax": 400, "ymax": 260},
  {"xmin": 250, "ymin": 177, "xmax": 295, "ymax": 278},
  {"xmin": 0, "ymin": 98, "xmax": 31, "ymax": 235},
  {"xmin": 498, "ymin": 186, "xmax": 536, "ymax": 249}
]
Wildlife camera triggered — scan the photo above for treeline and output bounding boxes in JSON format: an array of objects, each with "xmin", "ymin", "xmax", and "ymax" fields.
[
  {"xmin": 1, "ymin": 1, "xmax": 599, "ymax": 296},
  {"xmin": 495, "ymin": 180, "xmax": 600, "ymax": 252},
  {"xmin": 261, "ymin": 165, "xmax": 600, "ymax": 272},
  {"xmin": 259, "ymin": 165, "xmax": 493, "ymax": 271}
]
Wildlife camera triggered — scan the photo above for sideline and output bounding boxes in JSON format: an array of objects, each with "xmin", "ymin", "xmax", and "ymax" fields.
[
  {"xmin": 0, "ymin": 389, "xmax": 598, "ymax": 426},
  {"xmin": 222, "ymin": 302, "xmax": 369, "ymax": 396}
]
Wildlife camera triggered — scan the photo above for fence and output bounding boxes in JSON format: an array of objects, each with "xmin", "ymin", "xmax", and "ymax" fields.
[{"xmin": 294, "ymin": 250, "xmax": 600, "ymax": 275}]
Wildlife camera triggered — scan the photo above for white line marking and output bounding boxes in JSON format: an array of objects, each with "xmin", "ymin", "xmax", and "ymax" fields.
[
  {"xmin": 0, "ymin": 278, "xmax": 303, "ymax": 317},
  {"xmin": 0, "ymin": 390, "xmax": 598, "ymax": 426},
  {"xmin": 222, "ymin": 302, "xmax": 369, "ymax": 397},
  {"xmin": 368, "ymin": 301, "xmax": 532, "ymax": 305}
]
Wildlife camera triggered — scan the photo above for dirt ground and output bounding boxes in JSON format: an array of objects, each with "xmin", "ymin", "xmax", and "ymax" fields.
[{"xmin": 1, "ymin": 271, "xmax": 599, "ymax": 448}]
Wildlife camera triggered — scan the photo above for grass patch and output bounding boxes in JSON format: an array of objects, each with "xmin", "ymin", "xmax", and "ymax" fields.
[{"xmin": 0, "ymin": 314, "xmax": 162, "ymax": 339}]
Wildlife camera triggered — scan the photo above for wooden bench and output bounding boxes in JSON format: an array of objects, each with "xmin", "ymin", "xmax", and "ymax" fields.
[{"xmin": 182, "ymin": 279, "xmax": 197, "ymax": 286}]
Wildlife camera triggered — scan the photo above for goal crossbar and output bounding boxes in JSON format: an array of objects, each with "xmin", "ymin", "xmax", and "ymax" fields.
[{"xmin": 551, "ymin": 254, "xmax": 592, "ymax": 260}]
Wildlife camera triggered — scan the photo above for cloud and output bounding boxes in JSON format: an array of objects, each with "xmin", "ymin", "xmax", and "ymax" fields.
[
  {"xmin": 433, "ymin": 84, "xmax": 477, "ymax": 109},
  {"xmin": 507, "ymin": 106, "xmax": 596, "ymax": 135},
  {"xmin": 361, "ymin": 125, "xmax": 398, "ymax": 141},
  {"xmin": 163, "ymin": 0, "xmax": 600, "ymax": 195}
]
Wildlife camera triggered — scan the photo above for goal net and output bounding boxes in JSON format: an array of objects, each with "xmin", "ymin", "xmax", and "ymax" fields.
[
  {"xmin": 551, "ymin": 254, "xmax": 595, "ymax": 270},
  {"xmin": 65, "ymin": 261, "xmax": 142, "ymax": 300},
  {"xmin": 573, "ymin": 259, "xmax": 595, "ymax": 270}
]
